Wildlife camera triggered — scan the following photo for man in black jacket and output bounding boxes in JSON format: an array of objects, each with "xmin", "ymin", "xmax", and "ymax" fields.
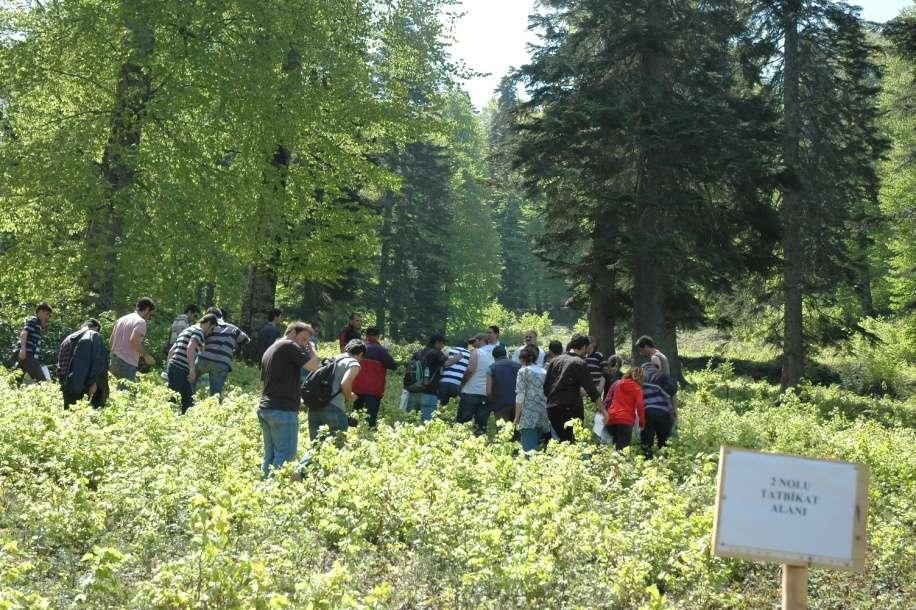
[
  {"xmin": 543, "ymin": 334, "xmax": 600, "ymax": 442},
  {"xmin": 61, "ymin": 319, "xmax": 109, "ymax": 408}
]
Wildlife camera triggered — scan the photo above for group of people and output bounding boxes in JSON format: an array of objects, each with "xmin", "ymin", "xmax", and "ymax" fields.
[
  {"xmin": 254, "ymin": 313, "xmax": 680, "ymax": 477},
  {"xmin": 8, "ymin": 298, "xmax": 254, "ymax": 414},
  {"xmin": 8, "ymin": 302, "xmax": 679, "ymax": 479}
]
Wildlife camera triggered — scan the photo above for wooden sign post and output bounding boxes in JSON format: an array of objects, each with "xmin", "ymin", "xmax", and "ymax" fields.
[{"xmin": 712, "ymin": 447, "xmax": 868, "ymax": 610}]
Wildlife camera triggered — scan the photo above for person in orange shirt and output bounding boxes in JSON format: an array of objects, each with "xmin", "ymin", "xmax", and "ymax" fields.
[{"xmin": 603, "ymin": 367, "xmax": 646, "ymax": 450}]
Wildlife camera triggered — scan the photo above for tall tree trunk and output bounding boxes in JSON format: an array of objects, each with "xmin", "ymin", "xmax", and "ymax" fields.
[
  {"xmin": 240, "ymin": 145, "xmax": 289, "ymax": 358},
  {"xmin": 660, "ymin": 316, "xmax": 687, "ymax": 386},
  {"xmin": 376, "ymin": 193, "xmax": 395, "ymax": 335},
  {"xmin": 780, "ymin": 6, "xmax": 805, "ymax": 390},
  {"xmin": 631, "ymin": 0, "xmax": 667, "ymax": 363},
  {"xmin": 588, "ymin": 208, "xmax": 617, "ymax": 354},
  {"xmin": 85, "ymin": 3, "xmax": 153, "ymax": 311},
  {"xmin": 240, "ymin": 44, "xmax": 301, "ymax": 355}
]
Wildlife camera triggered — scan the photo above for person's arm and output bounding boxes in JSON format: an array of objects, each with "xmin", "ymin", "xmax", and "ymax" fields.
[
  {"xmin": 443, "ymin": 351, "xmax": 462, "ymax": 368},
  {"xmin": 129, "ymin": 327, "xmax": 155, "ymax": 365},
  {"xmin": 486, "ymin": 370, "xmax": 493, "ymax": 399},
  {"xmin": 236, "ymin": 328, "xmax": 251, "ymax": 348},
  {"xmin": 635, "ymin": 388, "xmax": 646, "ymax": 429},
  {"xmin": 87, "ymin": 335, "xmax": 106, "ymax": 396},
  {"xmin": 17, "ymin": 328, "xmax": 28, "ymax": 360},
  {"xmin": 340, "ymin": 363, "xmax": 361, "ymax": 402},
  {"xmin": 381, "ymin": 348, "xmax": 397, "ymax": 370},
  {"xmin": 186, "ymin": 336, "xmax": 202, "ymax": 382},
  {"xmin": 578, "ymin": 362, "xmax": 600, "ymax": 402},
  {"xmin": 302, "ymin": 344, "xmax": 321, "ymax": 372},
  {"xmin": 514, "ymin": 369, "xmax": 527, "ymax": 425},
  {"xmin": 462, "ymin": 350, "xmax": 478, "ymax": 384}
]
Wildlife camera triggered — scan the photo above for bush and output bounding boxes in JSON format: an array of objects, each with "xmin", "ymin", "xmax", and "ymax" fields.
[
  {"xmin": 0, "ymin": 365, "xmax": 913, "ymax": 608},
  {"xmin": 833, "ymin": 317, "xmax": 916, "ymax": 398},
  {"xmin": 450, "ymin": 301, "xmax": 553, "ymax": 347}
]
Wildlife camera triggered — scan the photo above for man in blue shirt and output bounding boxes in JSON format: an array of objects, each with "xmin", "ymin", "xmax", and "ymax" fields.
[{"xmin": 486, "ymin": 345, "xmax": 521, "ymax": 423}]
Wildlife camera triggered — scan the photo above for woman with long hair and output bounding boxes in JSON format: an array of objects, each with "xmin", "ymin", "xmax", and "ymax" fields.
[{"xmin": 603, "ymin": 367, "xmax": 646, "ymax": 450}]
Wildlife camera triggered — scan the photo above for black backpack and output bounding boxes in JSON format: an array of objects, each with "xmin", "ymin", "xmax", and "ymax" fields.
[
  {"xmin": 300, "ymin": 358, "xmax": 341, "ymax": 410},
  {"xmin": 403, "ymin": 349, "xmax": 440, "ymax": 394}
]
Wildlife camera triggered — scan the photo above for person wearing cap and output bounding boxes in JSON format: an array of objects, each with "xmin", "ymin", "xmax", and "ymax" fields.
[
  {"xmin": 352, "ymin": 327, "xmax": 397, "ymax": 427},
  {"xmin": 60, "ymin": 318, "xmax": 108, "ymax": 408},
  {"xmin": 458, "ymin": 333, "xmax": 493, "ymax": 434},
  {"xmin": 486, "ymin": 345, "xmax": 521, "ymax": 423}
]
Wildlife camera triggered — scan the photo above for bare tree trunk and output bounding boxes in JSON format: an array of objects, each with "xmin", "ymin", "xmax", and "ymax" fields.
[
  {"xmin": 780, "ymin": 7, "xmax": 805, "ymax": 390},
  {"xmin": 588, "ymin": 209, "xmax": 617, "ymax": 354},
  {"xmin": 660, "ymin": 317, "xmax": 687, "ymax": 386},
  {"xmin": 240, "ymin": 44, "xmax": 301, "ymax": 355},
  {"xmin": 631, "ymin": 0, "xmax": 667, "ymax": 364},
  {"xmin": 376, "ymin": 193, "xmax": 395, "ymax": 335},
  {"xmin": 85, "ymin": 3, "xmax": 153, "ymax": 311}
]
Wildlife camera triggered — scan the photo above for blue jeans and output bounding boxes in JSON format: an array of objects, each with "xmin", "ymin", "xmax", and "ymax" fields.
[
  {"xmin": 167, "ymin": 363, "xmax": 195, "ymax": 414},
  {"xmin": 195, "ymin": 358, "xmax": 230, "ymax": 399},
  {"xmin": 257, "ymin": 408, "xmax": 299, "ymax": 478},
  {"xmin": 353, "ymin": 394, "xmax": 382, "ymax": 427},
  {"xmin": 437, "ymin": 382, "xmax": 461, "ymax": 406},
  {"xmin": 457, "ymin": 393, "xmax": 489, "ymax": 434},
  {"xmin": 109, "ymin": 354, "xmax": 137, "ymax": 382},
  {"xmin": 519, "ymin": 428, "xmax": 542, "ymax": 452},
  {"xmin": 307, "ymin": 405, "xmax": 349, "ymax": 440},
  {"xmin": 420, "ymin": 393, "xmax": 438, "ymax": 423}
]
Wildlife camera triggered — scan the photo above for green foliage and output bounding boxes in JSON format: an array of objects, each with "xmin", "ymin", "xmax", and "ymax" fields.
[
  {"xmin": 449, "ymin": 300, "xmax": 553, "ymax": 346},
  {"xmin": 0, "ymin": 358, "xmax": 914, "ymax": 608}
]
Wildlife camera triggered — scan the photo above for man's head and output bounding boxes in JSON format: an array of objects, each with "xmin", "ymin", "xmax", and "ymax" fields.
[
  {"xmin": 35, "ymin": 302, "xmax": 53, "ymax": 326},
  {"xmin": 83, "ymin": 318, "xmax": 101, "ymax": 332},
  {"xmin": 523, "ymin": 330, "xmax": 538, "ymax": 346},
  {"xmin": 635, "ymin": 335, "xmax": 656, "ymax": 356},
  {"xmin": 366, "ymin": 327, "xmax": 380, "ymax": 340},
  {"xmin": 519, "ymin": 346, "xmax": 539, "ymax": 365},
  {"xmin": 199, "ymin": 313, "xmax": 219, "ymax": 336},
  {"xmin": 184, "ymin": 304, "xmax": 200, "ymax": 323},
  {"xmin": 285, "ymin": 321, "xmax": 315, "ymax": 348},
  {"xmin": 492, "ymin": 345, "xmax": 507, "ymax": 360},
  {"xmin": 206, "ymin": 306, "xmax": 223, "ymax": 319},
  {"xmin": 136, "ymin": 297, "xmax": 156, "ymax": 320},
  {"xmin": 547, "ymin": 340, "xmax": 563, "ymax": 358},
  {"xmin": 474, "ymin": 333, "xmax": 488, "ymax": 348},
  {"xmin": 567, "ymin": 333, "xmax": 591, "ymax": 357},
  {"xmin": 349, "ymin": 313, "xmax": 362, "ymax": 330},
  {"xmin": 344, "ymin": 339, "xmax": 367, "ymax": 361},
  {"xmin": 428, "ymin": 332, "xmax": 446, "ymax": 350},
  {"xmin": 486, "ymin": 325, "xmax": 500, "ymax": 345},
  {"xmin": 270, "ymin": 308, "xmax": 283, "ymax": 324}
]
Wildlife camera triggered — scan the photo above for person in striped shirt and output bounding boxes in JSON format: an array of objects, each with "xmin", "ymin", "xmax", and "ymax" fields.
[
  {"xmin": 13, "ymin": 302, "xmax": 52, "ymax": 382},
  {"xmin": 195, "ymin": 307, "xmax": 250, "ymax": 401},
  {"xmin": 437, "ymin": 337, "xmax": 474, "ymax": 407},
  {"xmin": 166, "ymin": 313, "xmax": 218, "ymax": 414}
]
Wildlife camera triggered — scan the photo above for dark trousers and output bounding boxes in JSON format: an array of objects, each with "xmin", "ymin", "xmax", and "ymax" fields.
[
  {"xmin": 492, "ymin": 405, "xmax": 514, "ymax": 423},
  {"xmin": 608, "ymin": 424, "xmax": 633, "ymax": 450},
  {"xmin": 19, "ymin": 356, "xmax": 46, "ymax": 382},
  {"xmin": 548, "ymin": 403, "xmax": 584, "ymax": 443},
  {"xmin": 167, "ymin": 363, "xmax": 195, "ymax": 414},
  {"xmin": 457, "ymin": 393, "xmax": 489, "ymax": 434},
  {"xmin": 640, "ymin": 408, "xmax": 674, "ymax": 457},
  {"xmin": 437, "ymin": 382, "xmax": 461, "ymax": 406},
  {"xmin": 353, "ymin": 394, "xmax": 382, "ymax": 427}
]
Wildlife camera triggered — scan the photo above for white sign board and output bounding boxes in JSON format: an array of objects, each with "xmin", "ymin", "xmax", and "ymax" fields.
[{"xmin": 712, "ymin": 447, "xmax": 868, "ymax": 571}]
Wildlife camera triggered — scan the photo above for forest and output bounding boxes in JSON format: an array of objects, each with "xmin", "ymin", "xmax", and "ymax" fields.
[{"xmin": 0, "ymin": 0, "xmax": 915, "ymax": 608}]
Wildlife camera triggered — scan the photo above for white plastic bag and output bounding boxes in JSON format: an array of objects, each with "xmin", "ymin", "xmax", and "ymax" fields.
[
  {"xmin": 399, "ymin": 389, "xmax": 410, "ymax": 412},
  {"xmin": 593, "ymin": 412, "xmax": 613, "ymax": 444}
]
